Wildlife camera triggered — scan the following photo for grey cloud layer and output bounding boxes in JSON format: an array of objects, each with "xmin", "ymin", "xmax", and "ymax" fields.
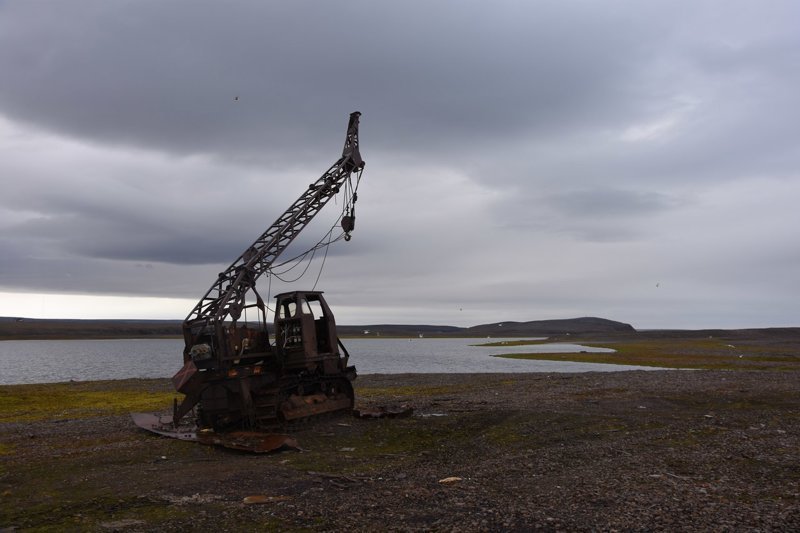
[{"xmin": 1, "ymin": 0, "xmax": 798, "ymax": 327}]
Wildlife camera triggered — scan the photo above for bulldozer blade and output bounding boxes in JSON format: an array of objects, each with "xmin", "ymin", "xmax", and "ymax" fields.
[{"xmin": 131, "ymin": 412, "xmax": 196, "ymax": 441}]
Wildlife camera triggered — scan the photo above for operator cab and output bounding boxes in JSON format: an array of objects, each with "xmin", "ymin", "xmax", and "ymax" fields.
[{"xmin": 274, "ymin": 291, "xmax": 340, "ymax": 371}]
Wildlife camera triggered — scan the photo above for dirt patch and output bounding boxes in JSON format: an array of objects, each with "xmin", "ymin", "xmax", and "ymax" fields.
[{"xmin": 2, "ymin": 371, "xmax": 799, "ymax": 531}]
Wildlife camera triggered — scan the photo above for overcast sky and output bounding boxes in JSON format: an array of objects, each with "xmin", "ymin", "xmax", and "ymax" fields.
[{"xmin": 1, "ymin": 0, "xmax": 798, "ymax": 329}]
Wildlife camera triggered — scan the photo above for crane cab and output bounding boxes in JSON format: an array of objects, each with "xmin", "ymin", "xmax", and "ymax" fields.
[{"xmin": 274, "ymin": 291, "xmax": 343, "ymax": 374}]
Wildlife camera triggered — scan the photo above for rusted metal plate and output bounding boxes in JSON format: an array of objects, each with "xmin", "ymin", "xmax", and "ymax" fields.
[
  {"xmin": 353, "ymin": 405, "xmax": 414, "ymax": 419},
  {"xmin": 131, "ymin": 412, "xmax": 298, "ymax": 453},
  {"xmin": 171, "ymin": 359, "xmax": 199, "ymax": 393},
  {"xmin": 197, "ymin": 431, "xmax": 300, "ymax": 453},
  {"xmin": 243, "ymin": 495, "xmax": 292, "ymax": 505}
]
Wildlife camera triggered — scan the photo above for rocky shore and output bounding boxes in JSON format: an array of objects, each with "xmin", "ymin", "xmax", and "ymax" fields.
[{"xmin": 1, "ymin": 370, "xmax": 799, "ymax": 531}]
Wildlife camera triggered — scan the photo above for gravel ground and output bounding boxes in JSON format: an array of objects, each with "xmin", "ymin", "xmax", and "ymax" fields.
[{"xmin": 2, "ymin": 370, "xmax": 799, "ymax": 531}]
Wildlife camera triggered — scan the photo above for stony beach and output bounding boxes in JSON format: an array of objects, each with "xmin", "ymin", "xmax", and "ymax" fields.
[{"xmin": 2, "ymin": 370, "xmax": 799, "ymax": 531}]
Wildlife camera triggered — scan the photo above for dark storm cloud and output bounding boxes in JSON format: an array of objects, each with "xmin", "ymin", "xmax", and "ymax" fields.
[
  {"xmin": 0, "ymin": 0, "xmax": 798, "ymax": 327},
  {"xmin": 0, "ymin": 1, "xmax": 668, "ymax": 160},
  {"xmin": 548, "ymin": 189, "xmax": 678, "ymax": 218},
  {"xmin": 2, "ymin": 0, "xmax": 797, "ymax": 189},
  {"xmin": 540, "ymin": 188, "xmax": 681, "ymax": 242},
  {"xmin": 4, "ymin": 160, "xmax": 354, "ymax": 267}
]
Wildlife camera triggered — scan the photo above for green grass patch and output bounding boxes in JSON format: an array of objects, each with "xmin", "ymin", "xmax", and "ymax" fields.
[
  {"xmin": 285, "ymin": 409, "xmax": 640, "ymax": 476},
  {"xmin": 356, "ymin": 383, "xmax": 474, "ymax": 400},
  {"xmin": 491, "ymin": 338, "xmax": 800, "ymax": 370},
  {"xmin": 0, "ymin": 380, "xmax": 177, "ymax": 422},
  {"xmin": 285, "ymin": 416, "xmax": 463, "ymax": 473},
  {"xmin": 480, "ymin": 411, "xmax": 638, "ymax": 448},
  {"xmin": 0, "ymin": 492, "xmax": 194, "ymax": 531}
]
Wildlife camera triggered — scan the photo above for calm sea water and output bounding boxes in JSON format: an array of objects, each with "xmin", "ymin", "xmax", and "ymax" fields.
[{"xmin": 0, "ymin": 337, "xmax": 651, "ymax": 385}]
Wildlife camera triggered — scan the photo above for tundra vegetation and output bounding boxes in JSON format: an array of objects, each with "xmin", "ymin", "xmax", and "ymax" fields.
[
  {"xmin": 482, "ymin": 334, "xmax": 800, "ymax": 370},
  {"xmin": 1, "ymin": 331, "xmax": 799, "ymax": 530}
]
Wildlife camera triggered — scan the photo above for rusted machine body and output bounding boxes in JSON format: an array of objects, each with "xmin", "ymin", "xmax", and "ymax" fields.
[{"xmin": 170, "ymin": 112, "xmax": 364, "ymax": 432}]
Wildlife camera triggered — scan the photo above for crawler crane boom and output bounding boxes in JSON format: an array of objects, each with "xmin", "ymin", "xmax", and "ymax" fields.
[{"xmin": 171, "ymin": 112, "xmax": 365, "ymax": 430}]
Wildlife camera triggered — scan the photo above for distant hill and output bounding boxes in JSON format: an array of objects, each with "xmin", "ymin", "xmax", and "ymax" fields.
[
  {"xmin": 0, "ymin": 317, "xmax": 183, "ymax": 340},
  {"xmin": 339, "ymin": 318, "xmax": 636, "ymax": 338},
  {"xmin": 2, "ymin": 316, "xmax": 797, "ymax": 341},
  {"xmin": 464, "ymin": 317, "xmax": 636, "ymax": 337},
  {"xmin": 337, "ymin": 324, "xmax": 464, "ymax": 337},
  {"xmin": 0, "ymin": 316, "xmax": 634, "ymax": 340}
]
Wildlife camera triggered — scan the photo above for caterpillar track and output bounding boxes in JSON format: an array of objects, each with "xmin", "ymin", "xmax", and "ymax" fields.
[{"xmin": 196, "ymin": 374, "xmax": 355, "ymax": 431}]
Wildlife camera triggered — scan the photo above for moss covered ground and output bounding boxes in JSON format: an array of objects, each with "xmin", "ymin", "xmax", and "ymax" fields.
[
  {"xmin": 482, "ymin": 335, "xmax": 800, "ymax": 370},
  {"xmin": 0, "ymin": 379, "xmax": 178, "ymax": 423}
]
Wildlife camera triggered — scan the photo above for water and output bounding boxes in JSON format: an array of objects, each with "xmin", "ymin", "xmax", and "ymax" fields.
[
  {"xmin": 0, "ymin": 339, "xmax": 178, "ymax": 385},
  {"xmin": 0, "ymin": 337, "xmax": 652, "ymax": 385}
]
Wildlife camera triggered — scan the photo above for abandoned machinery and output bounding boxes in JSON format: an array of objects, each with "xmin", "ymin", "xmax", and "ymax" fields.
[{"xmin": 140, "ymin": 112, "xmax": 365, "ymax": 440}]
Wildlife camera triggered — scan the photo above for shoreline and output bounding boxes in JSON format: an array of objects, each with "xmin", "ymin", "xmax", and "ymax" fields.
[{"xmin": 2, "ymin": 370, "xmax": 799, "ymax": 530}]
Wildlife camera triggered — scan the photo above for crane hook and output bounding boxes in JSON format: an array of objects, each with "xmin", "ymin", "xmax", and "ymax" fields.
[{"xmin": 341, "ymin": 204, "xmax": 355, "ymax": 242}]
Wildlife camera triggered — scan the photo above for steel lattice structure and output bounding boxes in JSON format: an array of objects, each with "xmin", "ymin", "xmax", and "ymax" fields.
[{"xmin": 182, "ymin": 112, "xmax": 364, "ymax": 357}]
